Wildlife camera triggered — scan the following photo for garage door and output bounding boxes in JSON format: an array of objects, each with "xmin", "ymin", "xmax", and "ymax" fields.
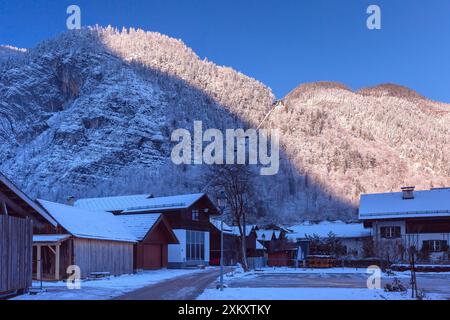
[{"xmin": 143, "ymin": 244, "xmax": 162, "ymax": 269}]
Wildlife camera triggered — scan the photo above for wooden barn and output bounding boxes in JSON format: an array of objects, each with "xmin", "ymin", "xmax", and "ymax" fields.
[
  {"xmin": 75, "ymin": 193, "xmax": 220, "ymax": 268},
  {"xmin": 34, "ymin": 200, "xmax": 137, "ymax": 280},
  {"xmin": 0, "ymin": 173, "xmax": 57, "ymax": 295},
  {"xmin": 116, "ymin": 214, "xmax": 179, "ymax": 270}
]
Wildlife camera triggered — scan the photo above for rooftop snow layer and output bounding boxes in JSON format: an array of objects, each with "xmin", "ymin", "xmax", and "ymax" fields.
[
  {"xmin": 210, "ymin": 218, "xmax": 234, "ymax": 234},
  {"xmin": 359, "ymin": 188, "xmax": 450, "ymax": 219},
  {"xmin": 116, "ymin": 214, "xmax": 161, "ymax": 241},
  {"xmin": 210, "ymin": 218, "xmax": 257, "ymax": 237},
  {"xmin": 38, "ymin": 200, "xmax": 137, "ymax": 243},
  {"xmin": 256, "ymin": 230, "xmax": 277, "ymax": 241},
  {"xmin": 75, "ymin": 193, "xmax": 206, "ymax": 212},
  {"xmin": 286, "ymin": 221, "xmax": 371, "ymax": 240},
  {"xmin": 33, "ymin": 234, "xmax": 71, "ymax": 243}
]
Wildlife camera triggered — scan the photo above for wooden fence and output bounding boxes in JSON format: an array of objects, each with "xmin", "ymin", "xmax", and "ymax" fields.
[{"xmin": 0, "ymin": 215, "xmax": 33, "ymax": 294}]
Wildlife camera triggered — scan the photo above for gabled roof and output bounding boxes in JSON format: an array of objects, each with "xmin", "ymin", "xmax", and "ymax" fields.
[
  {"xmin": 210, "ymin": 219, "xmax": 235, "ymax": 235},
  {"xmin": 210, "ymin": 219, "xmax": 255, "ymax": 236},
  {"xmin": 37, "ymin": 200, "xmax": 136, "ymax": 243},
  {"xmin": 116, "ymin": 214, "xmax": 179, "ymax": 244},
  {"xmin": 359, "ymin": 188, "xmax": 450, "ymax": 220},
  {"xmin": 286, "ymin": 221, "xmax": 371, "ymax": 240},
  {"xmin": 230, "ymin": 226, "xmax": 254, "ymax": 237},
  {"xmin": 256, "ymin": 240, "xmax": 266, "ymax": 250},
  {"xmin": 75, "ymin": 193, "xmax": 209, "ymax": 213},
  {"xmin": 0, "ymin": 172, "xmax": 57, "ymax": 226},
  {"xmin": 256, "ymin": 230, "xmax": 276, "ymax": 241},
  {"xmin": 116, "ymin": 214, "xmax": 161, "ymax": 241}
]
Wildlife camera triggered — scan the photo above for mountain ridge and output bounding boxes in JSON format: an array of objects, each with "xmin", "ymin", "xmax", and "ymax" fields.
[{"xmin": 0, "ymin": 26, "xmax": 449, "ymax": 223}]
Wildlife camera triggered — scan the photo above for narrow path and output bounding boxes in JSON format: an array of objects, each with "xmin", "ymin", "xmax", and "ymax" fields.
[{"xmin": 116, "ymin": 268, "xmax": 232, "ymax": 300}]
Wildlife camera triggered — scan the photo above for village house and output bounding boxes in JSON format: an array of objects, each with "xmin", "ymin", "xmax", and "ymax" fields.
[
  {"xmin": 0, "ymin": 173, "xmax": 57, "ymax": 295},
  {"xmin": 209, "ymin": 219, "xmax": 240, "ymax": 266},
  {"xmin": 253, "ymin": 227, "xmax": 294, "ymax": 266},
  {"xmin": 360, "ymin": 187, "xmax": 450, "ymax": 263},
  {"xmin": 209, "ymin": 220, "xmax": 260, "ymax": 266},
  {"xmin": 286, "ymin": 221, "xmax": 372, "ymax": 260},
  {"xmin": 75, "ymin": 193, "xmax": 220, "ymax": 268},
  {"xmin": 34, "ymin": 200, "xmax": 137, "ymax": 280},
  {"xmin": 116, "ymin": 214, "xmax": 179, "ymax": 270}
]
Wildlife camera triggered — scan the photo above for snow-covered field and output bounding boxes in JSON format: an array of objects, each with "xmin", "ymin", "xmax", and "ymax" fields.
[
  {"xmin": 12, "ymin": 267, "xmax": 449, "ymax": 300},
  {"xmin": 197, "ymin": 288, "xmax": 442, "ymax": 300},
  {"xmin": 235, "ymin": 267, "xmax": 450, "ymax": 277},
  {"xmin": 13, "ymin": 268, "xmax": 208, "ymax": 300},
  {"xmin": 198, "ymin": 267, "xmax": 449, "ymax": 301},
  {"xmin": 252, "ymin": 267, "xmax": 374, "ymax": 274}
]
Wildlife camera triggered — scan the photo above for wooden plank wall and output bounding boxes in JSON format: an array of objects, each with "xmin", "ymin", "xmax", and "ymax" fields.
[
  {"xmin": 0, "ymin": 215, "xmax": 33, "ymax": 293},
  {"xmin": 73, "ymin": 238, "xmax": 134, "ymax": 278}
]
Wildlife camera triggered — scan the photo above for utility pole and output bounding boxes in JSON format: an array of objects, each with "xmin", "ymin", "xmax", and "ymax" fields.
[{"xmin": 217, "ymin": 192, "xmax": 227, "ymax": 292}]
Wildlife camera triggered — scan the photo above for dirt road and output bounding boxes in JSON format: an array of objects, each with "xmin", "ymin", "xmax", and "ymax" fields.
[{"xmin": 116, "ymin": 268, "xmax": 230, "ymax": 300}]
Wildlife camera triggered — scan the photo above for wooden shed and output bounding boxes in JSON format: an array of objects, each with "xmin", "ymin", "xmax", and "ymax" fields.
[
  {"xmin": 34, "ymin": 200, "xmax": 137, "ymax": 280},
  {"xmin": 116, "ymin": 214, "xmax": 179, "ymax": 270},
  {"xmin": 0, "ymin": 173, "xmax": 57, "ymax": 295}
]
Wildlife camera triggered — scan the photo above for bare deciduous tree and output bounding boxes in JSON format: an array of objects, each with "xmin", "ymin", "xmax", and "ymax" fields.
[{"xmin": 204, "ymin": 164, "xmax": 254, "ymax": 271}]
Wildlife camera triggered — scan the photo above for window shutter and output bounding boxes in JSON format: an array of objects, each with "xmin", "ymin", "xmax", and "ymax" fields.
[
  {"xmin": 442, "ymin": 241, "xmax": 448, "ymax": 252},
  {"xmin": 422, "ymin": 241, "xmax": 430, "ymax": 251}
]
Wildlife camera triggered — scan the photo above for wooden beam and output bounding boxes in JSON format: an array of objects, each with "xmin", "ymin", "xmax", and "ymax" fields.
[
  {"xmin": 0, "ymin": 191, "xmax": 29, "ymax": 216},
  {"xmin": 55, "ymin": 245, "xmax": 60, "ymax": 281},
  {"xmin": 1, "ymin": 201, "xmax": 8, "ymax": 216},
  {"xmin": 36, "ymin": 245, "xmax": 42, "ymax": 281},
  {"xmin": 47, "ymin": 245, "xmax": 56, "ymax": 255}
]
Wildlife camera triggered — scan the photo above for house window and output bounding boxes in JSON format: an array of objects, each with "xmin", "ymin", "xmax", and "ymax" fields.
[
  {"xmin": 424, "ymin": 240, "xmax": 448, "ymax": 253},
  {"xmin": 186, "ymin": 230, "xmax": 205, "ymax": 261},
  {"xmin": 192, "ymin": 209, "xmax": 200, "ymax": 221},
  {"xmin": 380, "ymin": 226, "xmax": 401, "ymax": 239}
]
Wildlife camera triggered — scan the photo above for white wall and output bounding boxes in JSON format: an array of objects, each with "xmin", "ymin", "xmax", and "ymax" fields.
[
  {"xmin": 373, "ymin": 220, "xmax": 406, "ymax": 239},
  {"xmin": 168, "ymin": 229, "xmax": 211, "ymax": 264},
  {"xmin": 168, "ymin": 229, "xmax": 186, "ymax": 263},
  {"xmin": 341, "ymin": 238, "xmax": 367, "ymax": 258},
  {"xmin": 204, "ymin": 232, "xmax": 210, "ymax": 262}
]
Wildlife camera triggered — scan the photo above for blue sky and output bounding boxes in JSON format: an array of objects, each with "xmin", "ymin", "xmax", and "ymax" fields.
[{"xmin": 0, "ymin": 0, "xmax": 449, "ymax": 101}]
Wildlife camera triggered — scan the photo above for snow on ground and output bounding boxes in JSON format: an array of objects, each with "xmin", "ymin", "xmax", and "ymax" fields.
[
  {"xmin": 211, "ymin": 268, "xmax": 449, "ymax": 300},
  {"xmin": 197, "ymin": 288, "xmax": 442, "ymax": 300},
  {"xmin": 252, "ymin": 267, "xmax": 373, "ymax": 274},
  {"xmin": 233, "ymin": 267, "xmax": 450, "ymax": 277},
  {"xmin": 13, "ymin": 268, "xmax": 209, "ymax": 300},
  {"xmin": 221, "ymin": 267, "xmax": 397, "ymax": 284}
]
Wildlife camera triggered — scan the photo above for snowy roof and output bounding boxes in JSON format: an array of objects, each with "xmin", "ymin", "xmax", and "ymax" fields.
[
  {"xmin": 38, "ymin": 200, "xmax": 137, "ymax": 243},
  {"xmin": 286, "ymin": 221, "xmax": 371, "ymax": 240},
  {"xmin": 210, "ymin": 219, "xmax": 254, "ymax": 236},
  {"xmin": 359, "ymin": 188, "xmax": 450, "ymax": 220},
  {"xmin": 116, "ymin": 214, "xmax": 161, "ymax": 241},
  {"xmin": 33, "ymin": 234, "xmax": 71, "ymax": 243},
  {"xmin": 256, "ymin": 240, "xmax": 266, "ymax": 250},
  {"xmin": 75, "ymin": 193, "xmax": 206, "ymax": 213},
  {"xmin": 210, "ymin": 219, "xmax": 234, "ymax": 234},
  {"xmin": 256, "ymin": 230, "xmax": 276, "ymax": 241},
  {"xmin": 230, "ymin": 226, "xmax": 254, "ymax": 237}
]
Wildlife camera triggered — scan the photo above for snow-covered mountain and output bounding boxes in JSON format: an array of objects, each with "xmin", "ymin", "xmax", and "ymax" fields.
[{"xmin": 0, "ymin": 27, "xmax": 449, "ymax": 223}]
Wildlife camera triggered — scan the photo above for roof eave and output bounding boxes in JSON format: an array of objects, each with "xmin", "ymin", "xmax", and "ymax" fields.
[{"xmin": 0, "ymin": 174, "xmax": 58, "ymax": 226}]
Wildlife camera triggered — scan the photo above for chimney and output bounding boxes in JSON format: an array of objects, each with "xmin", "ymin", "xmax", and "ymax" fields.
[
  {"xmin": 66, "ymin": 196, "xmax": 76, "ymax": 206},
  {"xmin": 401, "ymin": 187, "xmax": 415, "ymax": 200}
]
